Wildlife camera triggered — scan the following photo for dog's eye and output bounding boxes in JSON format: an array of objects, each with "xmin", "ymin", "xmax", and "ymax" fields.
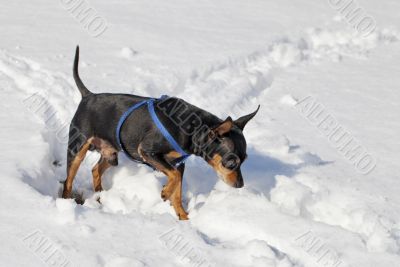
[{"xmin": 225, "ymin": 159, "xmax": 239, "ymax": 170}]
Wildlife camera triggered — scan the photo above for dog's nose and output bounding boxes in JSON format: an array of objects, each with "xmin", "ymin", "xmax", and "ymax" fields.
[
  {"xmin": 234, "ymin": 180, "xmax": 244, "ymax": 188},
  {"xmin": 108, "ymin": 157, "xmax": 118, "ymax": 166},
  {"xmin": 234, "ymin": 171, "xmax": 244, "ymax": 188}
]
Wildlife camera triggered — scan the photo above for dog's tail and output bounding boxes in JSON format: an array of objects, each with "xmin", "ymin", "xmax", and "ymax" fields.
[{"xmin": 73, "ymin": 46, "xmax": 92, "ymax": 97}]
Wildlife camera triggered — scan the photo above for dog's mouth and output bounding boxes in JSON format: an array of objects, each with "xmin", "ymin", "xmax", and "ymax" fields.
[
  {"xmin": 107, "ymin": 157, "xmax": 118, "ymax": 166},
  {"xmin": 215, "ymin": 168, "xmax": 243, "ymax": 188},
  {"xmin": 233, "ymin": 173, "xmax": 244, "ymax": 188}
]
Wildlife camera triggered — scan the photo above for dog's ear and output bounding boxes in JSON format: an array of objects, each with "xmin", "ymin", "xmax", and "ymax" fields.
[
  {"xmin": 234, "ymin": 105, "xmax": 260, "ymax": 130},
  {"xmin": 211, "ymin": 116, "xmax": 233, "ymax": 136}
]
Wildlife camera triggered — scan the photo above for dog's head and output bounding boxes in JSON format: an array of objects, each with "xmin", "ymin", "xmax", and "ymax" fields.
[{"xmin": 198, "ymin": 106, "xmax": 260, "ymax": 188}]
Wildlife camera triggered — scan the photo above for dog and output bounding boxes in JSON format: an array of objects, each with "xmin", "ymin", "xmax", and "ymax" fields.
[{"xmin": 62, "ymin": 46, "xmax": 259, "ymax": 220}]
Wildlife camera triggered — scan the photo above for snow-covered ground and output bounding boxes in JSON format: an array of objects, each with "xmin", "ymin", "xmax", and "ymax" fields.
[{"xmin": 1, "ymin": 0, "xmax": 400, "ymax": 266}]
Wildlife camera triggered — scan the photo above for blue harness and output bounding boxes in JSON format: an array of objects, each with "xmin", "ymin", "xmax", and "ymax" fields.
[{"xmin": 116, "ymin": 95, "xmax": 190, "ymax": 167}]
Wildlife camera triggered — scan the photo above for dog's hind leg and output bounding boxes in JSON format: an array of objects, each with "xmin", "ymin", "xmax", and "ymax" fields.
[
  {"xmin": 91, "ymin": 157, "xmax": 111, "ymax": 192},
  {"xmin": 62, "ymin": 138, "xmax": 92, "ymax": 199}
]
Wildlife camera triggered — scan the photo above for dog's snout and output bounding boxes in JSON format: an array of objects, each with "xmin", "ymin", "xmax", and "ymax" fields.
[
  {"xmin": 234, "ymin": 179, "xmax": 244, "ymax": 188},
  {"xmin": 234, "ymin": 171, "xmax": 244, "ymax": 188},
  {"xmin": 108, "ymin": 156, "xmax": 118, "ymax": 166}
]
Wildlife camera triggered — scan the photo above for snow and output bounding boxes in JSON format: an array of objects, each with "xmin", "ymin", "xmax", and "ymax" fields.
[{"xmin": 1, "ymin": 0, "xmax": 400, "ymax": 266}]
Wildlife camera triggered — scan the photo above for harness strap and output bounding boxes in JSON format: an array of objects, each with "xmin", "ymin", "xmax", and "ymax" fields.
[
  {"xmin": 147, "ymin": 98, "xmax": 190, "ymax": 166},
  {"xmin": 116, "ymin": 95, "xmax": 190, "ymax": 167},
  {"xmin": 115, "ymin": 99, "xmax": 148, "ymax": 163}
]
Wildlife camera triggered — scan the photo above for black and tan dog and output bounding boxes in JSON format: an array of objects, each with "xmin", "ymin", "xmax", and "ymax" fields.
[{"xmin": 62, "ymin": 47, "xmax": 259, "ymax": 220}]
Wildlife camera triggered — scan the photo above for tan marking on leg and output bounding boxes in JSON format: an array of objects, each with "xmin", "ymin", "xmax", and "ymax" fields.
[
  {"xmin": 138, "ymin": 146, "xmax": 188, "ymax": 219},
  {"xmin": 141, "ymin": 150, "xmax": 179, "ymax": 201},
  {"xmin": 62, "ymin": 138, "xmax": 93, "ymax": 198},
  {"xmin": 158, "ymin": 167, "xmax": 188, "ymax": 220},
  {"xmin": 164, "ymin": 150, "xmax": 185, "ymax": 167},
  {"xmin": 165, "ymin": 150, "xmax": 181, "ymax": 160},
  {"xmin": 161, "ymin": 169, "xmax": 180, "ymax": 201},
  {"xmin": 92, "ymin": 157, "xmax": 111, "ymax": 192},
  {"xmin": 170, "ymin": 173, "xmax": 188, "ymax": 220},
  {"xmin": 160, "ymin": 169, "xmax": 188, "ymax": 220}
]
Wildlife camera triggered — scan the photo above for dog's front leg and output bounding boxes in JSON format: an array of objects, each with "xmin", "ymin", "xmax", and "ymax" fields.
[
  {"xmin": 169, "ymin": 163, "xmax": 188, "ymax": 220},
  {"xmin": 139, "ymin": 146, "xmax": 188, "ymax": 220},
  {"xmin": 161, "ymin": 168, "xmax": 179, "ymax": 202}
]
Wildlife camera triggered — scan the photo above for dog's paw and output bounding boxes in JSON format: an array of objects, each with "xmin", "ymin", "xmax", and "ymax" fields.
[
  {"xmin": 161, "ymin": 185, "xmax": 173, "ymax": 201},
  {"xmin": 178, "ymin": 212, "xmax": 189, "ymax": 220},
  {"xmin": 94, "ymin": 185, "xmax": 103, "ymax": 192}
]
